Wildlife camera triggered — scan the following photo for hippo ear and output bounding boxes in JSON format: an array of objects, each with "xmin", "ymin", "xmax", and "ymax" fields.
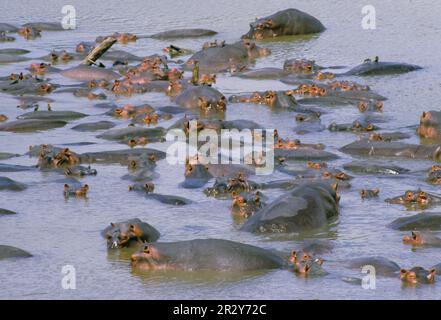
[
  {"xmin": 400, "ymin": 269, "xmax": 408, "ymax": 279},
  {"xmin": 129, "ymin": 224, "xmax": 136, "ymax": 231},
  {"xmin": 110, "ymin": 222, "xmax": 116, "ymax": 228},
  {"xmin": 428, "ymin": 269, "xmax": 436, "ymax": 281}
]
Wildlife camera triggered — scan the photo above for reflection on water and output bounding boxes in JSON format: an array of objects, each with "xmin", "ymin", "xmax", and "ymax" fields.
[{"xmin": 1, "ymin": 0, "xmax": 441, "ymax": 299}]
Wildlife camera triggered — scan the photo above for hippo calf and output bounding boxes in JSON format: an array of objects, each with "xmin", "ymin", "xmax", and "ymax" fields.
[
  {"xmin": 102, "ymin": 218, "xmax": 160, "ymax": 249},
  {"xmin": 131, "ymin": 239, "xmax": 284, "ymax": 271},
  {"xmin": 240, "ymin": 182, "xmax": 339, "ymax": 234},
  {"xmin": 242, "ymin": 8, "xmax": 325, "ymax": 40}
]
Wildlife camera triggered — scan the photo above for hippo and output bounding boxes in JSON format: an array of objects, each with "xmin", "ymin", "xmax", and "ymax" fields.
[
  {"xmin": 388, "ymin": 213, "xmax": 441, "ymax": 231},
  {"xmin": 150, "ymin": 28, "xmax": 217, "ymax": 39},
  {"xmin": 360, "ymin": 188, "xmax": 380, "ymax": 199},
  {"xmin": 241, "ymin": 8, "xmax": 325, "ymax": 40},
  {"xmin": 17, "ymin": 26, "xmax": 41, "ymax": 39},
  {"xmin": 235, "ymin": 67, "xmax": 287, "ymax": 80},
  {"xmin": 274, "ymin": 147, "xmax": 338, "ymax": 162},
  {"xmin": 400, "ymin": 267, "xmax": 436, "ymax": 285},
  {"xmin": 417, "ymin": 110, "xmax": 441, "ymax": 141},
  {"xmin": 64, "ymin": 165, "xmax": 97, "ymax": 177},
  {"xmin": 240, "ymin": 182, "xmax": 339, "ymax": 234},
  {"xmin": 96, "ymin": 126, "xmax": 166, "ymax": 143},
  {"xmin": 294, "ymin": 112, "xmax": 324, "ymax": 135},
  {"xmin": 0, "ymin": 78, "xmax": 56, "ymax": 95},
  {"xmin": 17, "ymin": 111, "xmax": 87, "ymax": 121},
  {"xmin": 122, "ymin": 166, "xmax": 158, "ymax": 182},
  {"xmin": 0, "ymin": 245, "xmax": 32, "ymax": 260},
  {"xmin": 71, "ymin": 121, "xmax": 116, "ymax": 132},
  {"xmin": 291, "ymin": 259, "xmax": 328, "ymax": 278},
  {"xmin": 60, "ymin": 65, "xmax": 120, "ymax": 81},
  {"xmin": 175, "ymin": 85, "xmax": 226, "ymax": 111},
  {"xmin": 427, "ymin": 165, "xmax": 441, "ymax": 184},
  {"xmin": 185, "ymin": 40, "xmax": 270, "ymax": 73},
  {"xmin": 0, "ymin": 208, "xmax": 17, "ymax": 215},
  {"xmin": 180, "ymin": 163, "xmax": 214, "ymax": 189},
  {"xmin": 328, "ymin": 119, "xmax": 377, "ymax": 133},
  {"xmin": 102, "ymin": 218, "xmax": 160, "ymax": 249},
  {"xmin": 343, "ymin": 161, "xmax": 409, "ymax": 175},
  {"xmin": 0, "ymin": 49, "xmax": 30, "ymax": 55},
  {"xmin": 346, "ymin": 256, "xmax": 401, "ymax": 277},
  {"xmin": 100, "ymin": 50, "xmax": 144, "ymax": 62},
  {"xmin": 231, "ymin": 191, "xmax": 266, "ymax": 220},
  {"xmin": 204, "ymin": 173, "xmax": 260, "ymax": 199},
  {"xmin": 344, "ymin": 60, "xmax": 422, "ymax": 76},
  {"xmin": 0, "ymin": 177, "xmax": 26, "ymax": 191},
  {"xmin": 385, "ymin": 190, "xmax": 441, "ymax": 210},
  {"xmin": 129, "ymin": 184, "xmax": 192, "ymax": 206},
  {"xmin": 63, "ymin": 183, "xmax": 89, "ymax": 198},
  {"xmin": 130, "ymin": 239, "xmax": 285, "ymax": 271},
  {"xmin": 339, "ymin": 140, "xmax": 441, "ymax": 162},
  {"xmin": 79, "ymin": 148, "xmax": 165, "ymax": 164},
  {"xmin": 22, "ymin": 22, "xmax": 65, "ymax": 31},
  {"xmin": 402, "ymin": 231, "xmax": 441, "ymax": 248}
]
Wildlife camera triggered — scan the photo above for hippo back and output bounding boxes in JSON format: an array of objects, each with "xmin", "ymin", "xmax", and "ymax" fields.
[{"xmin": 240, "ymin": 182, "xmax": 339, "ymax": 233}]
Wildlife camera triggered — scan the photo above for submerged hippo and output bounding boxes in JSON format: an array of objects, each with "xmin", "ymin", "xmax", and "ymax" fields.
[
  {"xmin": 0, "ymin": 177, "xmax": 26, "ymax": 191},
  {"xmin": 175, "ymin": 85, "xmax": 226, "ymax": 111},
  {"xmin": 150, "ymin": 28, "xmax": 217, "ymax": 39},
  {"xmin": 131, "ymin": 239, "xmax": 284, "ymax": 271},
  {"xmin": 343, "ymin": 161, "xmax": 409, "ymax": 175},
  {"xmin": 22, "ymin": 22, "xmax": 65, "ymax": 31},
  {"xmin": 129, "ymin": 184, "xmax": 192, "ymax": 206},
  {"xmin": 71, "ymin": 121, "xmax": 116, "ymax": 132},
  {"xmin": 185, "ymin": 40, "xmax": 270, "ymax": 73},
  {"xmin": 344, "ymin": 60, "xmax": 421, "ymax": 76},
  {"xmin": 102, "ymin": 218, "xmax": 160, "ymax": 249},
  {"xmin": 385, "ymin": 190, "xmax": 441, "ymax": 210},
  {"xmin": 18, "ymin": 110, "xmax": 87, "ymax": 121},
  {"xmin": 388, "ymin": 213, "xmax": 441, "ymax": 231},
  {"xmin": 240, "ymin": 182, "xmax": 339, "ymax": 234},
  {"xmin": 340, "ymin": 140, "xmax": 441, "ymax": 162},
  {"xmin": 400, "ymin": 267, "xmax": 436, "ymax": 285},
  {"xmin": 417, "ymin": 110, "xmax": 441, "ymax": 141},
  {"xmin": 241, "ymin": 8, "xmax": 325, "ymax": 40},
  {"xmin": 0, "ymin": 245, "xmax": 32, "ymax": 260},
  {"xmin": 402, "ymin": 231, "xmax": 441, "ymax": 248},
  {"xmin": 60, "ymin": 65, "xmax": 120, "ymax": 81},
  {"xmin": 346, "ymin": 256, "xmax": 401, "ymax": 277}
]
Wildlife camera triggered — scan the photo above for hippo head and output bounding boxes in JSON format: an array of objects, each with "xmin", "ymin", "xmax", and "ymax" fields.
[
  {"xmin": 243, "ymin": 18, "xmax": 278, "ymax": 40},
  {"xmin": 104, "ymin": 222, "xmax": 142, "ymax": 249},
  {"xmin": 400, "ymin": 268, "xmax": 436, "ymax": 285},
  {"xmin": 402, "ymin": 231, "xmax": 424, "ymax": 246},
  {"xmin": 417, "ymin": 111, "xmax": 441, "ymax": 140},
  {"xmin": 131, "ymin": 244, "xmax": 168, "ymax": 270}
]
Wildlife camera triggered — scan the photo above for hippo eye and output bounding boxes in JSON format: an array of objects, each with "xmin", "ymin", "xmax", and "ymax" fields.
[{"xmin": 106, "ymin": 234, "xmax": 112, "ymax": 240}]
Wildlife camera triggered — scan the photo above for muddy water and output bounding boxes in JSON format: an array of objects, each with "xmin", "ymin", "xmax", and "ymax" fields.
[{"xmin": 1, "ymin": 0, "xmax": 441, "ymax": 299}]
